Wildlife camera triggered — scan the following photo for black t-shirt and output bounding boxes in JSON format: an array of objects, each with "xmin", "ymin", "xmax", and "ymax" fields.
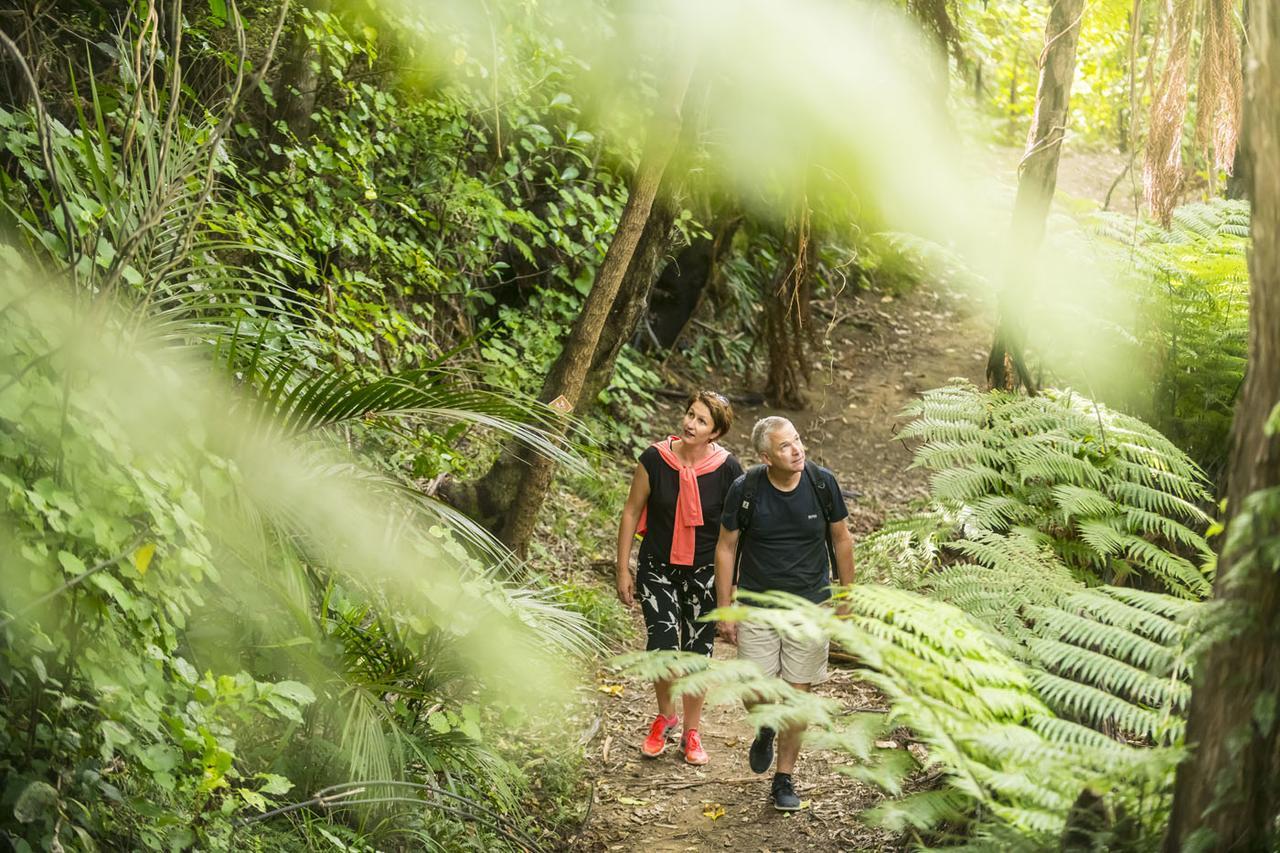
[
  {"xmin": 720, "ymin": 466, "xmax": 849, "ymax": 603},
  {"xmin": 638, "ymin": 444, "xmax": 744, "ymax": 567}
]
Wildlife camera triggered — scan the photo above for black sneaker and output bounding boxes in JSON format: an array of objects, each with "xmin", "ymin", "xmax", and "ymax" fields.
[
  {"xmin": 771, "ymin": 773, "xmax": 801, "ymax": 811},
  {"xmin": 749, "ymin": 727, "xmax": 775, "ymax": 773}
]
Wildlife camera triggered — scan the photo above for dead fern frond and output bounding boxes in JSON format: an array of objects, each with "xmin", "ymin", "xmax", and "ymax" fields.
[
  {"xmin": 1195, "ymin": 0, "xmax": 1243, "ymax": 174},
  {"xmin": 1144, "ymin": 0, "xmax": 1196, "ymax": 226}
]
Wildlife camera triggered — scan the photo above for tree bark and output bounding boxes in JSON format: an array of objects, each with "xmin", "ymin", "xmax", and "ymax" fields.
[
  {"xmin": 269, "ymin": 0, "xmax": 331, "ymax": 170},
  {"xmin": 1164, "ymin": 2, "xmax": 1280, "ymax": 847},
  {"xmin": 440, "ymin": 190, "xmax": 681, "ymax": 534},
  {"xmin": 763, "ymin": 200, "xmax": 815, "ymax": 410},
  {"xmin": 445, "ymin": 52, "xmax": 696, "ymax": 555},
  {"xmin": 986, "ymin": 0, "xmax": 1084, "ymax": 392},
  {"xmin": 497, "ymin": 58, "xmax": 695, "ymax": 555}
]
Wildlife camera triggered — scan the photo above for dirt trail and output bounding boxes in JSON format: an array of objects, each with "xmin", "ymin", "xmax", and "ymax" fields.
[
  {"xmin": 567, "ymin": 141, "xmax": 1129, "ymax": 851},
  {"xmin": 570, "ymin": 283, "xmax": 992, "ymax": 852}
]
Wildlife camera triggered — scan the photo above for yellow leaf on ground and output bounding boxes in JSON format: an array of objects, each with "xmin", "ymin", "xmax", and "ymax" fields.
[
  {"xmin": 617, "ymin": 796, "xmax": 649, "ymax": 806},
  {"xmin": 132, "ymin": 543, "xmax": 156, "ymax": 576},
  {"xmin": 596, "ymin": 684, "xmax": 624, "ymax": 696},
  {"xmin": 702, "ymin": 803, "xmax": 725, "ymax": 821}
]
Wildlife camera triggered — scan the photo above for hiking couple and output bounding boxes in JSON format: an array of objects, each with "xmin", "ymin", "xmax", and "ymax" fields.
[{"xmin": 616, "ymin": 392, "xmax": 855, "ymax": 811}]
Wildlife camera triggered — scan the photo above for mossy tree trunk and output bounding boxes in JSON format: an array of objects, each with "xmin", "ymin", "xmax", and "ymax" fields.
[
  {"xmin": 986, "ymin": 0, "xmax": 1084, "ymax": 392},
  {"xmin": 268, "ymin": 0, "xmax": 332, "ymax": 171},
  {"xmin": 1164, "ymin": 3, "xmax": 1280, "ymax": 848}
]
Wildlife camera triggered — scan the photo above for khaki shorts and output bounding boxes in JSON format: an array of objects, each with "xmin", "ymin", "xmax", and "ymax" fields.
[{"xmin": 737, "ymin": 618, "xmax": 829, "ymax": 685}]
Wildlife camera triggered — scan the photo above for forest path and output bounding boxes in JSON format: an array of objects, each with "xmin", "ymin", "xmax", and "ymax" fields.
[
  {"xmin": 571, "ymin": 282, "xmax": 992, "ymax": 852},
  {"xmin": 569, "ymin": 143, "xmax": 1125, "ymax": 851}
]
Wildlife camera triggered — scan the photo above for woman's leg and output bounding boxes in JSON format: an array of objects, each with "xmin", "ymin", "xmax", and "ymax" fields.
[
  {"xmin": 678, "ymin": 564, "xmax": 718, "ymax": 732},
  {"xmin": 637, "ymin": 553, "xmax": 681, "ymax": 718}
]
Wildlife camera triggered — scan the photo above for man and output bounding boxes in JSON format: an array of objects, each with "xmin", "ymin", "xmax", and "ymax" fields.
[{"xmin": 713, "ymin": 416, "xmax": 855, "ymax": 811}]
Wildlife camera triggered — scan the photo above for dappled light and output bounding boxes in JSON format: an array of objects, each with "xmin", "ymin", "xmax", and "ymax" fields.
[{"xmin": 1, "ymin": 0, "xmax": 1276, "ymax": 849}]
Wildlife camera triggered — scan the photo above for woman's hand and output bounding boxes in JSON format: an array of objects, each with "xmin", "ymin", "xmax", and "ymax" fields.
[
  {"xmin": 716, "ymin": 620, "xmax": 738, "ymax": 645},
  {"xmin": 616, "ymin": 571, "xmax": 636, "ymax": 608}
]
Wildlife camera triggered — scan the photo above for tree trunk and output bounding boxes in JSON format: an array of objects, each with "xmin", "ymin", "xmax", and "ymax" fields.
[
  {"xmin": 440, "ymin": 191, "xmax": 681, "ymax": 533},
  {"xmin": 763, "ymin": 200, "xmax": 815, "ymax": 410},
  {"xmin": 453, "ymin": 52, "xmax": 696, "ymax": 555},
  {"xmin": 1164, "ymin": 3, "xmax": 1280, "ymax": 849},
  {"xmin": 581, "ymin": 192, "xmax": 680, "ymax": 403},
  {"xmin": 986, "ymin": 0, "xmax": 1085, "ymax": 392},
  {"xmin": 269, "ymin": 0, "xmax": 331, "ymax": 170}
]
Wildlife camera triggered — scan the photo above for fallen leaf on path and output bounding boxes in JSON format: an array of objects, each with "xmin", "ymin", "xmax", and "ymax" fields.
[
  {"xmin": 702, "ymin": 803, "xmax": 726, "ymax": 821},
  {"xmin": 617, "ymin": 796, "xmax": 649, "ymax": 806},
  {"xmin": 597, "ymin": 683, "xmax": 624, "ymax": 696}
]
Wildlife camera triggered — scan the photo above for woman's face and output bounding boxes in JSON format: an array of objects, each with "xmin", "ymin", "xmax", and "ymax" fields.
[{"xmin": 680, "ymin": 400, "xmax": 720, "ymax": 445}]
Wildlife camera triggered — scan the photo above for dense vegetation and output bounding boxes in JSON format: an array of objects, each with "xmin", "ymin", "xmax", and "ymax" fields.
[{"xmin": 1, "ymin": 0, "xmax": 1276, "ymax": 850}]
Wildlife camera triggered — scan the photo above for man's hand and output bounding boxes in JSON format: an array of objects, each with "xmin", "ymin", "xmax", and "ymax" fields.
[
  {"xmin": 717, "ymin": 620, "xmax": 738, "ymax": 645},
  {"xmin": 616, "ymin": 572, "xmax": 635, "ymax": 608}
]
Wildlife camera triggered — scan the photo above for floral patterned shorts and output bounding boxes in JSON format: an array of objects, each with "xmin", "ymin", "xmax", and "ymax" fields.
[{"xmin": 636, "ymin": 551, "xmax": 717, "ymax": 656}]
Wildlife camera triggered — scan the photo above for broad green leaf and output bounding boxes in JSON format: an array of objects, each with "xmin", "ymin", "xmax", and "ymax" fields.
[{"xmin": 13, "ymin": 781, "xmax": 58, "ymax": 824}]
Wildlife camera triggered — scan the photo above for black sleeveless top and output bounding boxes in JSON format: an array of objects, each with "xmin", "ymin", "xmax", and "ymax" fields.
[{"xmin": 637, "ymin": 444, "xmax": 744, "ymax": 567}]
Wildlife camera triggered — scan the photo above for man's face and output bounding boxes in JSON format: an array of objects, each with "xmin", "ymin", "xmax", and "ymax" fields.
[{"xmin": 763, "ymin": 422, "xmax": 805, "ymax": 474}]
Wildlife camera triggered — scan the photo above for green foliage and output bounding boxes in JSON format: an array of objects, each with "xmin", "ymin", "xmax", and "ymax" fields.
[
  {"xmin": 964, "ymin": 0, "xmax": 1155, "ymax": 150},
  {"xmin": 887, "ymin": 380, "xmax": 1215, "ymax": 597},
  {"xmin": 0, "ymin": 9, "xmax": 618, "ymax": 846},
  {"xmin": 1092, "ymin": 200, "xmax": 1250, "ymax": 478},
  {"xmin": 643, "ymin": 384, "xmax": 1215, "ymax": 846}
]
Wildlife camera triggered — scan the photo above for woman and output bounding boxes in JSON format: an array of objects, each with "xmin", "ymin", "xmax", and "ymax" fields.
[{"xmin": 616, "ymin": 391, "xmax": 744, "ymax": 765}]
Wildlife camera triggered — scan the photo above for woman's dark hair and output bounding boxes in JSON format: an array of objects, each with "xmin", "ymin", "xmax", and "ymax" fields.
[{"xmin": 685, "ymin": 390, "xmax": 734, "ymax": 439}]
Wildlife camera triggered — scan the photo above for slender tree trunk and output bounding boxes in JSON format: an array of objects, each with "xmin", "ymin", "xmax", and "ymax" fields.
[
  {"xmin": 763, "ymin": 200, "xmax": 815, "ymax": 409},
  {"xmin": 481, "ymin": 53, "xmax": 697, "ymax": 555},
  {"xmin": 1164, "ymin": 3, "xmax": 1280, "ymax": 849},
  {"xmin": 269, "ymin": 0, "xmax": 331, "ymax": 170},
  {"xmin": 986, "ymin": 0, "xmax": 1084, "ymax": 392},
  {"xmin": 439, "ymin": 176, "xmax": 682, "ymax": 535},
  {"xmin": 581, "ymin": 195, "xmax": 679, "ymax": 400}
]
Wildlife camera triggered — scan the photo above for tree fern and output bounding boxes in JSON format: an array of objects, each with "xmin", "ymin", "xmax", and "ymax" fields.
[
  {"xmin": 1092, "ymin": 199, "xmax": 1249, "ymax": 477},
  {"xmin": 886, "ymin": 380, "xmax": 1214, "ymax": 598}
]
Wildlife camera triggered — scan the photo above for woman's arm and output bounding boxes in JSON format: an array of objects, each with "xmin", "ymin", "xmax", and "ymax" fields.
[{"xmin": 615, "ymin": 463, "xmax": 650, "ymax": 607}]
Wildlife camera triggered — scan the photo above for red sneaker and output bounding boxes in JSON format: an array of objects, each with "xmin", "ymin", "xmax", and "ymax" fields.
[
  {"xmin": 640, "ymin": 714, "xmax": 679, "ymax": 758},
  {"xmin": 681, "ymin": 729, "xmax": 709, "ymax": 765}
]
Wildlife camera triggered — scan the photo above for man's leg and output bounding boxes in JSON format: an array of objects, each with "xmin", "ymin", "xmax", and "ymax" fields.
[
  {"xmin": 774, "ymin": 680, "xmax": 811, "ymax": 775},
  {"xmin": 768, "ymin": 630, "xmax": 829, "ymax": 810},
  {"xmin": 736, "ymin": 621, "xmax": 783, "ymax": 773}
]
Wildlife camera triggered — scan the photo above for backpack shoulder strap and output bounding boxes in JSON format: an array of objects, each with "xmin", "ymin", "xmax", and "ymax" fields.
[
  {"xmin": 803, "ymin": 461, "xmax": 835, "ymax": 522},
  {"xmin": 734, "ymin": 465, "xmax": 766, "ymax": 586},
  {"xmin": 804, "ymin": 462, "xmax": 839, "ymax": 580},
  {"xmin": 737, "ymin": 465, "xmax": 767, "ymax": 532}
]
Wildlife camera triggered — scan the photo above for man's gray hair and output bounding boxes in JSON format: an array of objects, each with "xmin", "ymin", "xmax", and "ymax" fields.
[{"xmin": 752, "ymin": 416, "xmax": 793, "ymax": 454}]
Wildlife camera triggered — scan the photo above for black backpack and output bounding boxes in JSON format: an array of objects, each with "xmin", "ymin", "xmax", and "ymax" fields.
[{"xmin": 734, "ymin": 461, "xmax": 837, "ymax": 583}]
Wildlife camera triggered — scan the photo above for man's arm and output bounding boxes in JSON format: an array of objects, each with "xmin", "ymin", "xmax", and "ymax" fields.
[
  {"xmin": 830, "ymin": 520, "xmax": 854, "ymax": 587},
  {"xmin": 830, "ymin": 520, "xmax": 855, "ymax": 615},
  {"xmin": 714, "ymin": 525, "xmax": 740, "ymax": 643}
]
